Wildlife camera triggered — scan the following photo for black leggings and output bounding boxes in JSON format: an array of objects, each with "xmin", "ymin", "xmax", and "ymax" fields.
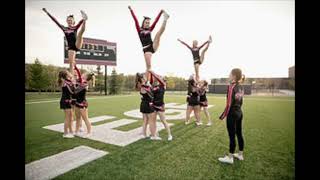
[{"xmin": 226, "ymin": 109, "xmax": 244, "ymax": 154}]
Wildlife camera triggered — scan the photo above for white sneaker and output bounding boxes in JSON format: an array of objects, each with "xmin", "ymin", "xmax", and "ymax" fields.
[
  {"xmin": 168, "ymin": 135, "xmax": 173, "ymax": 141},
  {"xmin": 75, "ymin": 132, "xmax": 82, "ymax": 136},
  {"xmin": 163, "ymin": 10, "xmax": 170, "ymax": 20},
  {"xmin": 150, "ymin": 136, "xmax": 162, "ymax": 141},
  {"xmin": 218, "ymin": 155, "xmax": 234, "ymax": 164},
  {"xmin": 80, "ymin": 10, "xmax": 88, "ymax": 20},
  {"xmin": 63, "ymin": 133, "xmax": 74, "ymax": 138},
  {"xmin": 79, "ymin": 127, "xmax": 85, "ymax": 132},
  {"xmin": 185, "ymin": 121, "xmax": 190, "ymax": 125},
  {"xmin": 207, "ymin": 121, "xmax": 212, "ymax": 126},
  {"xmin": 196, "ymin": 121, "xmax": 203, "ymax": 126},
  {"xmin": 233, "ymin": 153, "xmax": 244, "ymax": 161},
  {"xmin": 83, "ymin": 133, "xmax": 92, "ymax": 138}
]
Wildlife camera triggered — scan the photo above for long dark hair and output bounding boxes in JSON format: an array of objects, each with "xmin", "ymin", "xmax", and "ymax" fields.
[
  {"xmin": 188, "ymin": 79, "xmax": 196, "ymax": 93},
  {"xmin": 58, "ymin": 70, "xmax": 68, "ymax": 86},
  {"xmin": 135, "ymin": 73, "xmax": 144, "ymax": 90}
]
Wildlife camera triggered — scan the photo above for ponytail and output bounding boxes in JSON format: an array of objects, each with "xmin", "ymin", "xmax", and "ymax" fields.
[
  {"xmin": 58, "ymin": 71, "xmax": 68, "ymax": 86},
  {"xmin": 241, "ymin": 74, "xmax": 246, "ymax": 83},
  {"xmin": 135, "ymin": 73, "xmax": 143, "ymax": 91}
]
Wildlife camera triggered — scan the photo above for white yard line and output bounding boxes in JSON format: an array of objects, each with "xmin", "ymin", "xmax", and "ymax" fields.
[{"xmin": 25, "ymin": 146, "xmax": 108, "ymax": 180}]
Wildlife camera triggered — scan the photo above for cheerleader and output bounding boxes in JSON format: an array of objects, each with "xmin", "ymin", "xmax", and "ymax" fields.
[
  {"xmin": 185, "ymin": 75, "xmax": 201, "ymax": 125},
  {"xmin": 42, "ymin": 8, "xmax": 87, "ymax": 72},
  {"xmin": 149, "ymin": 71, "xmax": 173, "ymax": 141},
  {"xmin": 135, "ymin": 73, "xmax": 161, "ymax": 140},
  {"xmin": 178, "ymin": 36, "xmax": 212, "ymax": 82},
  {"xmin": 58, "ymin": 70, "xmax": 75, "ymax": 138},
  {"xmin": 199, "ymin": 80, "xmax": 213, "ymax": 126},
  {"xmin": 218, "ymin": 68, "xmax": 245, "ymax": 164},
  {"xmin": 129, "ymin": 6, "xmax": 169, "ymax": 84},
  {"xmin": 73, "ymin": 65, "xmax": 95, "ymax": 138}
]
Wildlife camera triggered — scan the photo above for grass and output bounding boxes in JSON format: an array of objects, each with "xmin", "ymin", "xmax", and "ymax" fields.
[{"xmin": 25, "ymin": 93, "xmax": 295, "ymax": 180}]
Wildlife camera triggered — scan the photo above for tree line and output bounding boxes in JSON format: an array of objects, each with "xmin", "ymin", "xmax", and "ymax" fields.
[{"xmin": 25, "ymin": 59, "xmax": 188, "ymax": 94}]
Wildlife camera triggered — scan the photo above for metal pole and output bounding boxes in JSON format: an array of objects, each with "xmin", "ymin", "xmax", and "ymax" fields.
[{"xmin": 105, "ymin": 65, "xmax": 107, "ymax": 95}]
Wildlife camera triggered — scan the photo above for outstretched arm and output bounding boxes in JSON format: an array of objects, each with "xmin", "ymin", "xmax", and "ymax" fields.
[
  {"xmin": 198, "ymin": 40, "xmax": 209, "ymax": 49},
  {"xmin": 177, "ymin": 39, "xmax": 192, "ymax": 50},
  {"xmin": 42, "ymin": 8, "xmax": 64, "ymax": 31},
  {"xmin": 128, "ymin": 6, "xmax": 140, "ymax": 32},
  {"xmin": 74, "ymin": 19, "xmax": 84, "ymax": 29},
  {"xmin": 74, "ymin": 65, "xmax": 82, "ymax": 84},
  {"xmin": 149, "ymin": 10, "xmax": 163, "ymax": 31},
  {"xmin": 149, "ymin": 71, "xmax": 166, "ymax": 87}
]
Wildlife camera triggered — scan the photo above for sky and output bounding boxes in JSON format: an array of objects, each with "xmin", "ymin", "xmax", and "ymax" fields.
[{"xmin": 25, "ymin": 0, "xmax": 295, "ymax": 80}]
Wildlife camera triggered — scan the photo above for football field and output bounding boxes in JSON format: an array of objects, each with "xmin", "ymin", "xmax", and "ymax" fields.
[{"xmin": 25, "ymin": 93, "xmax": 295, "ymax": 180}]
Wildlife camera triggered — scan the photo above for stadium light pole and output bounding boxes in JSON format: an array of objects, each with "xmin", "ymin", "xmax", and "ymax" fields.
[{"xmin": 105, "ymin": 65, "xmax": 107, "ymax": 95}]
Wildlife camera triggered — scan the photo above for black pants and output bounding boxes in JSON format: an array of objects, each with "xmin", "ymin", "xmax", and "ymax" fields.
[{"xmin": 226, "ymin": 109, "xmax": 244, "ymax": 154}]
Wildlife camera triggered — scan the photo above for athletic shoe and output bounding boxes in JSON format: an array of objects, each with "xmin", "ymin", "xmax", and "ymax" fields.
[
  {"xmin": 142, "ymin": 134, "xmax": 150, "ymax": 139},
  {"xmin": 168, "ymin": 135, "xmax": 173, "ymax": 141},
  {"xmin": 80, "ymin": 10, "xmax": 88, "ymax": 20},
  {"xmin": 150, "ymin": 136, "xmax": 162, "ymax": 140},
  {"xmin": 163, "ymin": 11, "xmax": 170, "ymax": 20},
  {"xmin": 83, "ymin": 133, "xmax": 92, "ymax": 138},
  {"xmin": 207, "ymin": 121, "xmax": 212, "ymax": 126},
  {"xmin": 185, "ymin": 121, "xmax": 190, "ymax": 125},
  {"xmin": 233, "ymin": 153, "xmax": 244, "ymax": 161},
  {"xmin": 218, "ymin": 155, "xmax": 234, "ymax": 164},
  {"xmin": 75, "ymin": 132, "xmax": 82, "ymax": 136},
  {"xmin": 63, "ymin": 133, "xmax": 74, "ymax": 138},
  {"xmin": 196, "ymin": 121, "xmax": 203, "ymax": 126},
  {"xmin": 79, "ymin": 127, "xmax": 85, "ymax": 132}
]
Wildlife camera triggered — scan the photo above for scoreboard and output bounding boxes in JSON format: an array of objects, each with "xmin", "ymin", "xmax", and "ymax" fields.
[{"xmin": 64, "ymin": 37, "xmax": 117, "ymax": 66}]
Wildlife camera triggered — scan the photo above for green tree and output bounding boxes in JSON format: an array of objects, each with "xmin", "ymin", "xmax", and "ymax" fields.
[
  {"xmin": 109, "ymin": 69, "xmax": 122, "ymax": 95},
  {"xmin": 29, "ymin": 59, "xmax": 49, "ymax": 93}
]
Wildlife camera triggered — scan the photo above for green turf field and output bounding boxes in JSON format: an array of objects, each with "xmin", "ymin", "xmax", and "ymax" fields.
[{"xmin": 25, "ymin": 93, "xmax": 295, "ymax": 180}]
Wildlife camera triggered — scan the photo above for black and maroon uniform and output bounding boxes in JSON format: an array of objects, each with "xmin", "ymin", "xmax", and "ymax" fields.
[
  {"xmin": 60, "ymin": 79, "xmax": 74, "ymax": 109},
  {"xmin": 45, "ymin": 11, "xmax": 84, "ymax": 51},
  {"xmin": 179, "ymin": 40, "xmax": 210, "ymax": 65},
  {"xmin": 199, "ymin": 88, "xmax": 208, "ymax": 107},
  {"xmin": 187, "ymin": 79, "xmax": 200, "ymax": 106},
  {"xmin": 74, "ymin": 82, "xmax": 88, "ymax": 109},
  {"xmin": 219, "ymin": 82, "xmax": 244, "ymax": 154},
  {"xmin": 129, "ymin": 8, "xmax": 163, "ymax": 53},
  {"xmin": 73, "ymin": 65, "xmax": 88, "ymax": 108},
  {"xmin": 151, "ymin": 85, "xmax": 165, "ymax": 112},
  {"xmin": 140, "ymin": 85, "xmax": 154, "ymax": 114}
]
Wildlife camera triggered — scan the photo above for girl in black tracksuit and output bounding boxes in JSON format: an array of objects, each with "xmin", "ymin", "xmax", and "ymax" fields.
[
  {"xmin": 185, "ymin": 76, "xmax": 201, "ymax": 125},
  {"xmin": 218, "ymin": 68, "xmax": 245, "ymax": 164}
]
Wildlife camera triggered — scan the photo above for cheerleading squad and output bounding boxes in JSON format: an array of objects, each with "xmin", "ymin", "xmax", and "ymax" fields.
[{"xmin": 42, "ymin": 6, "xmax": 245, "ymax": 164}]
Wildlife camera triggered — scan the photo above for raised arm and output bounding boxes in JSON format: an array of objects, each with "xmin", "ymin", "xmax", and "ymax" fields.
[
  {"xmin": 177, "ymin": 39, "xmax": 192, "ymax": 50},
  {"xmin": 149, "ymin": 71, "xmax": 166, "ymax": 87},
  {"xmin": 128, "ymin": 6, "xmax": 140, "ymax": 32},
  {"xmin": 198, "ymin": 40, "xmax": 209, "ymax": 49},
  {"xmin": 42, "ymin": 8, "xmax": 64, "ymax": 31},
  {"xmin": 74, "ymin": 19, "xmax": 84, "ymax": 29},
  {"xmin": 74, "ymin": 65, "xmax": 82, "ymax": 84},
  {"xmin": 149, "ymin": 10, "xmax": 163, "ymax": 31}
]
